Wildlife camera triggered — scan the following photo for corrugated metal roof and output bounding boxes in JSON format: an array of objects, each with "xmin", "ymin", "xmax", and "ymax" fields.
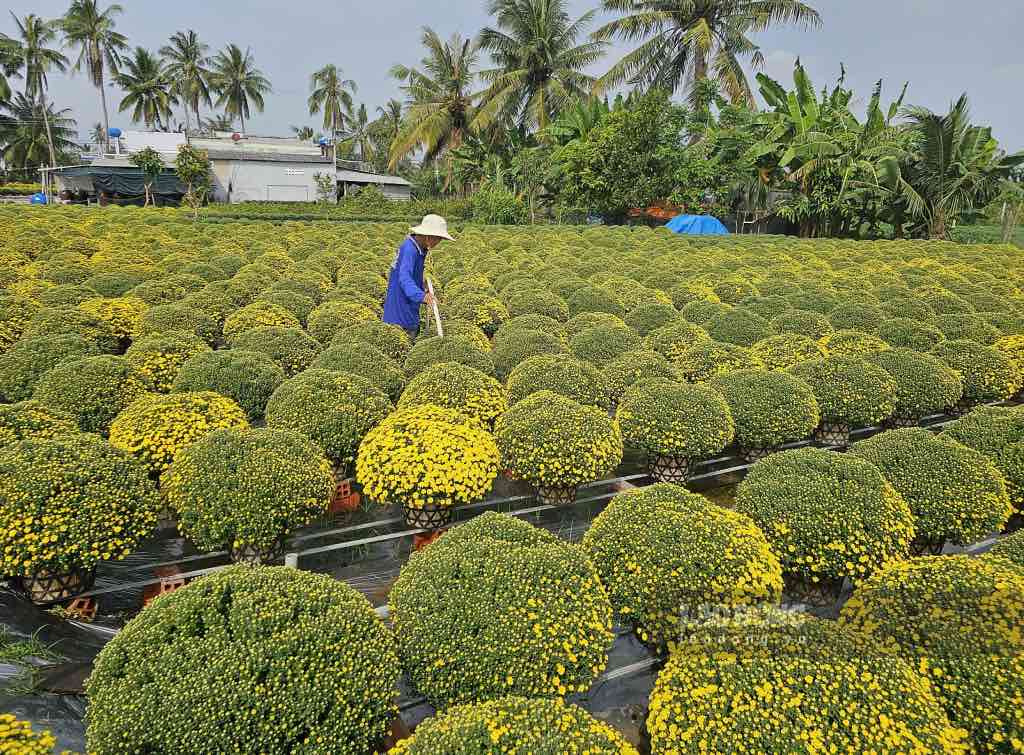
[
  {"xmin": 337, "ymin": 169, "xmax": 412, "ymax": 187},
  {"xmin": 203, "ymin": 149, "xmax": 332, "ymax": 164},
  {"xmin": 91, "ymin": 155, "xmax": 175, "ymax": 168}
]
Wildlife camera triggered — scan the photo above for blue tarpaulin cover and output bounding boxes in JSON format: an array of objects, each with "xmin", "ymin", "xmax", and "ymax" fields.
[{"xmin": 665, "ymin": 214, "xmax": 729, "ymax": 235}]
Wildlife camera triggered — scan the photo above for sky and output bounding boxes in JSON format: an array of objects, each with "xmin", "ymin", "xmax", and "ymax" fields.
[{"xmin": 4, "ymin": 0, "xmax": 1022, "ymax": 151}]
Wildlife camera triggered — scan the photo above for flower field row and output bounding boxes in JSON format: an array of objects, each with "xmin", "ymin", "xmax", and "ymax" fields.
[{"xmin": 1, "ymin": 205, "xmax": 1023, "ymax": 753}]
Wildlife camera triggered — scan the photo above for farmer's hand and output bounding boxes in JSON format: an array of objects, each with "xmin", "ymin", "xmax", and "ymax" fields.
[{"xmin": 423, "ymin": 292, "xmax": 435, "ymax": 308}]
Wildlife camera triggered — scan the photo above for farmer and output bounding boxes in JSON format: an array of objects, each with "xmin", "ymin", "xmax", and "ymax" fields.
[{"xmin": 383, "ymin": 214, "xmax": 453, "ymax": 341}]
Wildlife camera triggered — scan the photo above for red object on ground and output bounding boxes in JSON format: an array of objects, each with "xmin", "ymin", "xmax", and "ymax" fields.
[
  {"xmin": 412, "ymin": 529, "xmax": 445, "ymax": 551},
  {"xmin": 329, "ymin": 477, "xmax": 362, "ymax": 513},
  {"xmin": 143, "ymin": 577, "xmax": 187, "ymax": 607},
  {"xmin": 64, "ymin": 597, "xmax": 97, "ymax": 621}
]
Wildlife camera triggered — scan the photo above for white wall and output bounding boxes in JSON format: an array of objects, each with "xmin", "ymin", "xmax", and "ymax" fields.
[{"xmin": 209, "ymin": 159, "xmax": 325, "ymax": 203}]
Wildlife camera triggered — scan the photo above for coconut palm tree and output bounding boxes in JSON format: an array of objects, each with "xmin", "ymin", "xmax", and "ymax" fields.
[
  {"xmin": 593, "ymin": 0, "xmax": 821, "ymax": 105},
  {"xmin": 339, "ymin": 102, "xmax": 374, "ymax": 163},
  {"xmin": 160, "ymin": 30, "xmax": 212, "ymax": 135},
  {"xmin": 389, "ymin": 27, "xmax": 495, "ymax": 188},
  {"xmin": 201, "ymin": 112, "xmax": 235, "ymax": 133},
  {"xmin": 89, "ymin": 120, "xmax": 105, "ymax": 148},
  {"xmin": 117, "ymin": 47, "xmax": 174, "ymax": 130},
  {"xmin": 209, "ymin": 44, "xmax": 270, "ymax": 135},
  {"xmin": 7, "ymin": 14, "xmax": 68, "ymax": 167},
  {"xmin": 1, "ymin": 92, "xmax": 77, "ymax": 177},
  {"xmin": 308, "ymin": 63, "xmax": 356, "ymax": 162},
  {"xmin": 478, "ymin": 0, "xmax": 607, "ymax": 130},
  {"xmin": 291, "ymin": 125, "xmax": 315, "ymax": 141},
  {"xmin": 0, "ymin": 35, "xmax": 20, "ymax": 102},
  {"xmin": 896, "ymin": 95, "xmax": 1024, "ymax": 239},
  {"xmin": 375, "ymin": 99, "xmax": 403, "ymax": 145},
  {"xmin": 61, "ymin": 1, "xmax": 127, "ymax": 153}
]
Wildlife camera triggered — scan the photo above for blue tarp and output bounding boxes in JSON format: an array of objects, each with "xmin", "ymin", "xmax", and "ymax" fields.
[{"xmin": 665, "ymin": 214, "xmax": 729, "ymax": 235}]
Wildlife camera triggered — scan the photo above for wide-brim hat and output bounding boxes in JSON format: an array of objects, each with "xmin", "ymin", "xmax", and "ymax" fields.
[{"xmin": 410, "ymin": 214, "xmax": 454, "ymax": 241}]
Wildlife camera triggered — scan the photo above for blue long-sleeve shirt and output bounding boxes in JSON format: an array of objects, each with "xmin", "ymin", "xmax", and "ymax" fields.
[{"xmin": 383, "ymin": 236, "xmax": 426, "ymax": 329}]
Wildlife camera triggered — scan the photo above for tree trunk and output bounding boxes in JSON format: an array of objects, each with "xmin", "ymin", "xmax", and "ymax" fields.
[
  {"xmin": 182, "ymin": 97, "xmax": 191, "ymax": 136},
  {"xmin": 239, "ymin": 109, "xmax": 245, "ymax": 136},
  {"xmin": 99, "ymin": 70, "xmax": 111, "ymax": 154},
  {"xmin": 39, "ymin": 89, "xmax": 58, "ymax": 169},
  {"xmin": 930, "ymin": 210, "xmax": 947, "ymax": 240}
]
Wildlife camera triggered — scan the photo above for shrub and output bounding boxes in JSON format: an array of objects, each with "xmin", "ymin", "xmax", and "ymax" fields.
[
  {"xmin": 680, "ymin": 299, "xmax": 733, "ymax": 326},
  {"xmin": 669, "ymin": 280, "xmax": 719, "ymax": 309},
  {"xmin": 504, "ymin": 289, "xmax": 570, "ymax": 321},
  {"xmin": 331, "ymin": 320, "xmax": 412, "ymax": 362},
  {"xmin": 818, "ymin": 328, "xmax": 890, "ymax": 357},
  {"xmin": 750, "ymin": 334, "xmax": 825, "ymax": 371},
  {"xmin": 311, "ymin": 342, "xmax": 406, "ymax": 400},
  {"xmin": 434, "ymin": 319, "xmax": 491, "ymax": 351},
  {"xmin": 839, "ymin": 556, "xmax": 1024, "ymax": 752},
  {"xmin": 561, "ymin": 311, "xmax": 627, "ymax": 340},
  {"xmin": 789, "ymin": 356, "xmax": 897, "ymax": 427},
  {"xmin": 922, "ymin": 289, "xmax": 974, "ymax": 315},
  {"xmin": 162, "ymin": 428, "xmax": 333, "ymax": 552},
  {"xmin": 0, "ymin": 334, "xmax": 100, "ymax": 402},
  {"xmin": 827, "ymin": 302, "xmax": 883, "ymax": 332},
  {"xmin": 932, "ymin": 338, "xmax": 1021, "ymax": 403},
  {"xmin": 932, "ymin": 313, "xmax": 1001, "ymax": 345},
  {"xmin": 770, "ymin": 309, "xmax": 833, "ymax": 340},
  {"xmin": 649, "ymin": 611, "xmax": 967, "ymax": 755},
  {"xmin": 228, "ymin": 326, "xmax": 322, "ymax": 377},
  {"xmin": 169, "ymin": 351, "xmax": 284, "ymax": 421},
  {"xmin": 136, "ymin": 303, "xmax": 219, "ymax": 345},
  {"xmin": 624, "ymin": 301, "xmax": 681, "ymax": 336},
  {"xmin": 709, "ymin": 370, "xmax": 819, "ymax": 451},
  {"xmin": 109, "ymin": 392, "xmax": 249, "ymax": 476},
  {"xmin": 735, "ymin": 448, "xmax": 914, "ymax": 588},
  {"xmin": 124, "ymin": 332, "xmax": 211, "ymax": 392},
  {"xmin": 617, "ymin": 379, "xmax": 733, "ymax": 460},
  {"xmin": 506, "ymin": 354, "xmax": 609, "ymax": 409},
  {"xmin": 566, "ymin": 285, "xmax": 625, "ymax": 318},
  {"xmin": 740, "ymin": 294, "xmax": 792, "ymax": 321},
  {"xmin": 0, "ymin": 295, "xmax": 41, "ymax": 352},
  {"xmin": 494, "ymin": 391, "xmax": 622, "ymax": 490},
  {"xmin": 33, "ymin": 355, "xmax": 147, "ymax": 435},
  {"xmin": 356, "ymin": 404, "xmax": 499, "ymax": 511},
  {"xmin": 404, "ymin": 335, "xmax": 495, "ymax": 378},
  {"xmin": 78, "ymin": 296, "xmax": 149, "ymax": 344},
  {"xmin": 388, "ymin": 512, "xmax": 613, "ymax": 705},
  {"xmin": 85, "ymin": 566, "xmax": 399, "ymax": 755},
  {"xmin": 645, "ymin": 320, "xmax": 711, "ymax": 360},
  {"xmin": 0, "ymin": 433, "xmax": 159, "ymax": 574},
  {"xmin": 880, "ymin": 295, "xmax": 935, "ymax": 321},
  {"xmin": 851, "ymin": 428, "xmax": 1012, "ymax": 550},
  {"xmin": 398, "ymin": 362, "xmax": 507, "ymax": 427},
  {"xmin": 705, "ymin": 309, "xmax": 773, "ymax": 347},
  {"xmin": 496, "ymin": 313, "xmax": 562, "ymax": 338},
  {"xmin": 445, "ymin": 293, "xmax": 509, "ymax": 335},
  {"xmin": 943, "ymin": 406, "xmax": 1024, "ymax": 510},
  {"xmin": 265, "ymin": 369, "xmax": 392, "ymax": 470},
  {"xmin": 602, "ymin": 349, "xmax": 677, "ymax": 405},
  {"xmin": 672, "ymin": 341, "xmax": 762, "ymax": 383},
  {"xmin": 0, "ymin": 400, "xmax": 79, "ymax": 447},
  {"xmin": 867, "ymin": 348, "xmax": 964, "ymax": 420},
  {"xmin": 306, "ymin": 300, "xmax": 378, "ymax": 343},
  {"xmin": 581, "ymin": 484, "xmax": 781, "ymax": 650},
  {"xmin": 0, "ymin": 714, "xmax": 64, "ymax": 755},
  {"xmin": 986, "ymin": 529, "xmax": 1024, "ymax": 568},
  {"xmin": 566, "ymin": 323, "xmax": 641, "ymax": 364},
  {"xmin": 389, "ymin": 697, "xmax": 638, "ymax": 755},
  {"xmin": 875, "ymin": 317, "xmax": 945, "ymax": 351},
  {"xmin": 22, "ymin": 305, "xmax": 119, "ymax": 352},
  {"xmin": 254, "ymin": 289, "xmax": 316, "ymax": 324},
  {"xmin": 222, "ymin": 301, "xmax": 301, "ymax": 341}
]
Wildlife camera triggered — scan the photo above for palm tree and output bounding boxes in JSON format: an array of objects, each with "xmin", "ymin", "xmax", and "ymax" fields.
[
  {"xmin": 339, "ymin": 102, "xmax": 374, "ymax": 162},
  {"xmin": 62, "ymin": 1, "xmax": 127, "ymax": 153},
  {"xmin": 7, "ymin": 14, "xmax": 68, "ymax": 167},
  {"xmin": 478, "ymin": 0, "xmax": 607, "ymax": 130},
  {"xmin": 389, "ymin": 27, "xmax": 495, "ymax": 188},
  {"xmin": 201, "ymin": 112, "xmax": 235, "ymax": 133},
  {"xmin": 896, "ymin": 95, "xmax": 1024, "ymax": 239},
  {"xmin": 209, "ymin": 44, "xmax": 270, "ymax": 135},
  {"xmin": 308, "ymin": 63, "xmax": 356, "ymax": 162},
  {"xmin": 117, "ymin": 47, "xmax": 174, "ymax": 130},
  {"xmin": 375, "ymin": 99, "xmax": 403, "ymax": 144},
  {"xmin": 89, "ymin": 120, "xmax": 105, "ymax": 148},
  {"xmin": 291, "ymin": 125, "xmax": 315, "ymax": 141},
  {"xmin": 593, "ymin": 0, "xmax": 821, "ymax": 105},
  {"xmin": 0, "ymin": 30, "xmax": 23, "ymax": 103},
  {"xmin": 160, "ymin": 30, "xmax": 212, "ymax": 135},
  {"xmin": 1, "ymin": 92, "xmax": 77, "ymax": 177}
]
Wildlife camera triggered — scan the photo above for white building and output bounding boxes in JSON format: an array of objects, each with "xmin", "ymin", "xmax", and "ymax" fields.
[{"xmin": 62, "ymin": 130, "xmax": 412, "ymax": 204}]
